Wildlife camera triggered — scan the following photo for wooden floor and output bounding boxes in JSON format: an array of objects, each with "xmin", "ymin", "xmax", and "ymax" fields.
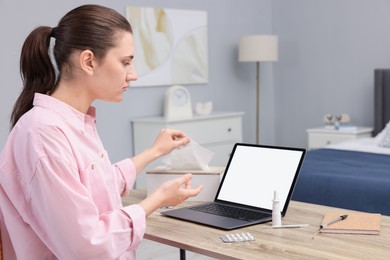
[{"xmin": 136, "ymin": 239, "xmax": 216, "ymax": 260}]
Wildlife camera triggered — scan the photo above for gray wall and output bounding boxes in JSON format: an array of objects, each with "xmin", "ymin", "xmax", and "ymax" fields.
[
  {"xmin": 2, "ymin": 0, "xmax": 390, "ymax": 163},
  {"xmin": 273, "ymin": 0, "xmax": 390, "ymax": 147}
]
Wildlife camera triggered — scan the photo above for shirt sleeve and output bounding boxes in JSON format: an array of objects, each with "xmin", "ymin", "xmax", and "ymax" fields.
[
  {"xmin": 112, "ymin": 160, "xmax": 146, "ymax": 243},
  {"xmin": 114, "ymin": 158, "xmax": 137, "ymax": 196}
]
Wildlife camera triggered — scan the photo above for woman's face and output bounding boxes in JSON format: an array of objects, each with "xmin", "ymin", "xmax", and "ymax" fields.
[{"xmin": 91, "ymin": 31, "xmax": 138, "ymax": 102}]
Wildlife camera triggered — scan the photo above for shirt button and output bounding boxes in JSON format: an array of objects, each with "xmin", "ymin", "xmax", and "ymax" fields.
[
  {"xmin": 100, "ymin": 153, "xmax": 104, "ymax": 158},
  {"xmin": 91, "ymin": 164, "xmax": 95, "ymax": 170}
]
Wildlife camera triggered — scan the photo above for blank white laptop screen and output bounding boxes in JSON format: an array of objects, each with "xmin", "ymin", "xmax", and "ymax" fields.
[{"xmin": 216, "ymin": 145, "xmax": 304, "ymax": 211}]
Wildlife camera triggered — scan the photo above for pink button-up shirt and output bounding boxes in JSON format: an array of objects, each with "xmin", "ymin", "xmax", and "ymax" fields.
[{"xmin": 0, "ymin": 93, "xmax": 146, "ymax": 259}]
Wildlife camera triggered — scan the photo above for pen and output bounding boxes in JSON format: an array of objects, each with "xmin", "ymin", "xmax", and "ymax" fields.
[
  {"xmin": 320, "ymin": 214, "xmax": 348, "ymax": 229},
  {"xmin": 312, "ymin": 214, "xmax": 348, "ymax": 239}
]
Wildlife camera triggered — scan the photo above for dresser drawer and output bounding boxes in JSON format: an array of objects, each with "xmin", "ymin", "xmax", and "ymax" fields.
[{"xmin": 308, "ymin": 134, "xmax": 354, "ymax": 148}]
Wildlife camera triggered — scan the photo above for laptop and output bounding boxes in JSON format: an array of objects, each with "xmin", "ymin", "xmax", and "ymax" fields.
[{"xmin": 161, "ymin": 143, "xmax": 306, "ymax": 230}]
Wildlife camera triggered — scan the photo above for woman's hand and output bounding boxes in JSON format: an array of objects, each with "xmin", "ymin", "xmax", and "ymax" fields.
[
  {"xmin": 151, "ymin": 128, "xmax": 190, "ymax": 158},
  {"xmin": 139, "ymin": 174, "xmax": 203, "ymax": 216},
  {"xmin": 131, "ymin": 128, "xmax": 190, "ymax": 174}
]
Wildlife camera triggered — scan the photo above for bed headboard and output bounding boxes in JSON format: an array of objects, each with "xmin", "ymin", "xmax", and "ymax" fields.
[{"xmin": 374, "ymin": 69, "xmax": 390, "ymax": 135}]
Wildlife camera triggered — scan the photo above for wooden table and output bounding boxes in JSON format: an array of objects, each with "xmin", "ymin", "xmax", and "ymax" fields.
[{"xmin": 122, "ymin": 190, "xmax": 390, "ymax": 259}]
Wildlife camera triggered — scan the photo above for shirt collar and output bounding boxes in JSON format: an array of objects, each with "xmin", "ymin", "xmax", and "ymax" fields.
[{"xmin": 33, "ymin": 93, "xmax": 97, "ymax": 130}]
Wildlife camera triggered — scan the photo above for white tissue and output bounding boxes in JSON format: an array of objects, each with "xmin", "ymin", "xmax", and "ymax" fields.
[{"xmin": 162, "ymin": 140, "xmax": 214, "ymax": 170}]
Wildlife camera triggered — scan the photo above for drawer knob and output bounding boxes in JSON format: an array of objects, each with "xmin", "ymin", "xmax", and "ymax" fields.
[{"xmin": 227, "ymin": 128, "xmax": 232, "ymax": 132}]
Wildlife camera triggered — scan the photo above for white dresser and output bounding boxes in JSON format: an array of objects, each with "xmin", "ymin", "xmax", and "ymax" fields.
[
  {"xmin": 306, "ymin": 126, "xmax": 373, "ymax": 149},
  {"xmin": 132, "ymin": 112, "xmax": 244, "ymax": 188}
]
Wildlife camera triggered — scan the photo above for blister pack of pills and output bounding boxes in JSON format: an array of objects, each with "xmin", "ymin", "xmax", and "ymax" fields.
[{"xmin": 220, "ymin": 232, "xmax": 255, "ymax": 243}]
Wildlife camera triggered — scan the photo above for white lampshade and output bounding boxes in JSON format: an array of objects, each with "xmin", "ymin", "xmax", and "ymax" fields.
[{"xmin": 239, "ymin": 35, "xmax": 278, "ymax": 62}]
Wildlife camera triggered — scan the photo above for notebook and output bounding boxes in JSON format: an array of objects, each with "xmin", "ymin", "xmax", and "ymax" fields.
[
  {"xmin": 161, "ymin": 143, "xmax": 306, "ymax": 230},
  {"xmin": 319, "ymin": 212, "xmax": 381, "ymax": 235}
]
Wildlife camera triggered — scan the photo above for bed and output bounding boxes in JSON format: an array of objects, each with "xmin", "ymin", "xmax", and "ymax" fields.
[{"xmin": 292, "ymin": 69, "xmax": 390, "ymax": 216}]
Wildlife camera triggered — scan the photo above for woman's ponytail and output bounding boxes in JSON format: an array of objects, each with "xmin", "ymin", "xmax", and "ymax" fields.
[{"xmin": 10, "ymin": 26, "xmax": 56, "ymax": 128}]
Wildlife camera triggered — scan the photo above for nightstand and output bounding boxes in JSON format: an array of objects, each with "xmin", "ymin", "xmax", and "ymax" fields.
[
  {"xmin": 306, "ymin": 126, "xmax": 373, "ymax": 149},
  {"xmin": 132, "ymin": 112, "xmax": 244, "ymax": 188}
]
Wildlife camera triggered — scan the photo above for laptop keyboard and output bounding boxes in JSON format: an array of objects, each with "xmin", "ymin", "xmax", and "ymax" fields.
[{"xmin": 188, "ymin": 203, "xmax": 270, "ymax": 222}]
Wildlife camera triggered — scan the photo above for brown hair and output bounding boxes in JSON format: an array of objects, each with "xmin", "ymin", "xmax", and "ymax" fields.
[{"xmin": 10, "ymin": 4, "xmax": 132, "ymax": 128}]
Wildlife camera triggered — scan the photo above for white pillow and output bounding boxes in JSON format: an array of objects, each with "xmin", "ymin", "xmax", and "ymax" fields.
[
  {"xmin": 374, "ymin": 128, "xmax": 386, "ymax": 145},
  {"xmin": 377, "ymin": 121, "xmax": 390, "ymax": 147}
]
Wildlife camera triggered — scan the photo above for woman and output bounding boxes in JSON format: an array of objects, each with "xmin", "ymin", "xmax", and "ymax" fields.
[{"xmin": 0, "ymin": 4, "xmax": 202, "ymax": 259}]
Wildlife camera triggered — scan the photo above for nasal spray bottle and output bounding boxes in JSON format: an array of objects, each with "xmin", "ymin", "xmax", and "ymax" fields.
[
  {"xmin": 272, "ymin": 190, "xmax": 282, "ymax": 227},
  {"xmin": 271, "ymin": 190, "xmax": 309, "ymax": 229}
]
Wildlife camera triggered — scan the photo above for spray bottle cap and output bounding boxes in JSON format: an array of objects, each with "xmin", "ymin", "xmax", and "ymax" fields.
[{"xmin": 273, "ymin": 190, "xmax": 279, "ymax": 201}]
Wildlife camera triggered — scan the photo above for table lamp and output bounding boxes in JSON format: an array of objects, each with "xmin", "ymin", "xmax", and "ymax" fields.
[{"xmin": 239, "ymin": 35, "xmax": 278, "ymax": 144}]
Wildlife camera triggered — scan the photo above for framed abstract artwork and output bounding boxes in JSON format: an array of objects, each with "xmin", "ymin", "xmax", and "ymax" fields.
[{"xmin": 126, "ymin": 6, "xmax": 208, "ymax": 87}]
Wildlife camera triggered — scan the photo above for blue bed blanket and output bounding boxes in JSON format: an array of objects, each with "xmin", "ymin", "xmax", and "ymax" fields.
[{"xmin": 292, "ymin": 148, "xmax": 390, "ymax": 216}]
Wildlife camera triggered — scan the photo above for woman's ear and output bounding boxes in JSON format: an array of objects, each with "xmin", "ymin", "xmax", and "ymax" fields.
[{"xmin": 79, "ymin": 50, "xmax": 95, "ymax": 75}]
